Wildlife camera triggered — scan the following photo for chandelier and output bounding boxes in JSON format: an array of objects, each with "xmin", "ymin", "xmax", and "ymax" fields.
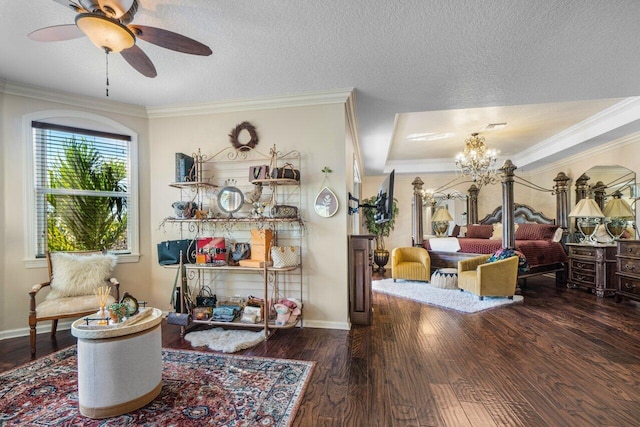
[{"xmin": 455, "ymin": 133, "xmax": 499, "ymax": 186}]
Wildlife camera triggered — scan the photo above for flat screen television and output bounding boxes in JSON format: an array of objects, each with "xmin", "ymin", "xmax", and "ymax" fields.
[{"xmin": 374, "ymin": 169, "xmax": 395, "ymax": 224}]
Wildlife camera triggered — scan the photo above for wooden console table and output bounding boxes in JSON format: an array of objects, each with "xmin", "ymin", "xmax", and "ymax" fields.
[{"xmin": 567, "ymin": 243, "xmax": 617, "ymax": 297}]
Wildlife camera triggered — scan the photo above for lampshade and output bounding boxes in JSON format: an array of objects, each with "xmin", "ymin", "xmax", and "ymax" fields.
[
  {"xmin": 76, "ymin": 13, "xmax": 135, "ymax": 53},
  {"xmin": 603, "ymin": 196, "xmax": 634, "ymax": 219},
  {"xmin": 568, "ymin": 198, "xmax": 605, "ymax": 218},
  {"xmin": 432, "ymin": 206, "xmax": 453, "ymax": 222}
]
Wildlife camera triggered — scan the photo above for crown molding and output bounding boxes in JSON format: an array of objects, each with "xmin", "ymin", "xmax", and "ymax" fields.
[
  {"xmin": 0, "ymin": 78, "xmax": 147, "ymax": 118},
  {"xmin": 385, "ymin": 158, "xmax": 457, "ymax": 174},
  {"xmin": 344, "ymin": 89, "xmax": 363, "ymax": 171},
  {"xmin": 388, "ymin": 97, "xmax": 640, "ymax": 176},
  {"xmin": 146, "ymin": 88, "xmax": 355, "ymax": 118},
  {"xmin": 0, "ymin": 79, "xmax": 353, "ymax": 121},
  {"xmin": 513, "ymin": 97, "xmax": 640, "ymax": 167},
  {"xmin": 523, "ymin": 130, "xmax": 640, "ymax": 177}
]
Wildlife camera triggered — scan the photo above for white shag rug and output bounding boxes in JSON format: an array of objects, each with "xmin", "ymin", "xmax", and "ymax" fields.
[
  {"xmin": 372, "ymin": 278, "xmax": 523, "ymax": 313},
  {"xmin": 184, "ymin": 328, "xmax": 265, "ymax": 353}
]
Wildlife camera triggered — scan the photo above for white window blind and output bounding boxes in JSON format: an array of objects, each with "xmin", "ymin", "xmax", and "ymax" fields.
[{"xmin": 32, "ymin": 121, "xmax": 132, "ymax": 256}]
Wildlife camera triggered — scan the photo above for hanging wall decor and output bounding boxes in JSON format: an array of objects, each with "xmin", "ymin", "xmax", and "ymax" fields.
[
  {"xmin": 229, "ymin": 121, "xmax": 259, "ymax": 151},
  {"xmin": 314, "ymin": 166, "xmax": 339, "ymax": 217}
]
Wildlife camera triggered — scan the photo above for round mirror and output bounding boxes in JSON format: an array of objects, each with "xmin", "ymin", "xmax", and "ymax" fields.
[{"xmin": 218, "ymin": 186, "xmax": 245, "ymax": 214}]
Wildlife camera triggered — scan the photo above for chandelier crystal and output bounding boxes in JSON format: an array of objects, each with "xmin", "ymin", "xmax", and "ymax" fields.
[{"xmin": 455, "ymin": 133, "xmax": 499, "ymax": 186}]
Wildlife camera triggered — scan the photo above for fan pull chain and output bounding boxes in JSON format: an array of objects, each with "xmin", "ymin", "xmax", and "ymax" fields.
[{"xmin": 104, "ymin": 48, "xmax": 110, "ymax": 97}]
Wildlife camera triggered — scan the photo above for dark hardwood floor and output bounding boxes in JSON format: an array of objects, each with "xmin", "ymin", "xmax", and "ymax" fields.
[{"xmin": 3, "ymin": 273, "xmax": 640, "ymax": 426}]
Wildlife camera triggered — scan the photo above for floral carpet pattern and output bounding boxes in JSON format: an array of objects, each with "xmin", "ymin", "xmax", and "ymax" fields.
[{"xmin": 0, "ymin": 346, "xmax": 314, "ymax": 426}]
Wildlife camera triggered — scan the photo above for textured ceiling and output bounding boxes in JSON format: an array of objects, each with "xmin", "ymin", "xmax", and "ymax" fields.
[{"xmin": 2, "ymin": 1, "xmax": 640, "ymax": 175}]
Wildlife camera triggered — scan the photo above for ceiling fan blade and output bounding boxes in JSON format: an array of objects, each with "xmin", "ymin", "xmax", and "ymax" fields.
[
  {"xmin": 28, "ymin": 24, "xmax": 85, "ymax": 42},
  {"xmin": 129, "ymin": 25, "xmax": 212, "ymax": 56},
  {"xmin": 120, "ymin": 44, "xmax": 157, "ymax": 77}
]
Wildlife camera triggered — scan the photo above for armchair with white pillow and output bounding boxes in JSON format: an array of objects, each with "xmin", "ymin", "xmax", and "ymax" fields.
[{"xmin": 28, "ymin": 251, "xmax": 119, "ymax": 357}]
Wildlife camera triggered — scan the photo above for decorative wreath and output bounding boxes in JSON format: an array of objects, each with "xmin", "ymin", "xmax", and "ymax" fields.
[{"xmin": 229, "ymin": 121, "xmax": 259, "ymax": 151}]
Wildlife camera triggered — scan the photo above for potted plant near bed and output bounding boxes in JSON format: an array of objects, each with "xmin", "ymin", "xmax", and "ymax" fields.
[{"xmin": 362, "ymin": 196, "xmax": 399, "ymax": 273}]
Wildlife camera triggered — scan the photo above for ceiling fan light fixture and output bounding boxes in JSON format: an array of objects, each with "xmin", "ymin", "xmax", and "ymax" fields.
[{"xmin": 75, "ymin": 13, "xmax": 135, "ymax": 53}]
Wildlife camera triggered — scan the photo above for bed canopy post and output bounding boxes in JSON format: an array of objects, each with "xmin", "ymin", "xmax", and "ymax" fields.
[
  {"xmin": 467, "ymin": 184, "xmax": 479, "ymax": 225},
  {"xmin": 553, "ymin": 172, "xmax": 570, "ymax": 243},
  {"xmin": 499, "ymin": 159, "xmax": 517, "ymax": 249},
  {"xmin": 575, "ymin": 173, "xmax": 590, "ymax": 204},
  {"xmin": 412, "ymin": 177, "xmax": 424, "ymax": 246},
  {"xmin": 592, "ymin": 181, "xmax": 607, "ymax": 210}
]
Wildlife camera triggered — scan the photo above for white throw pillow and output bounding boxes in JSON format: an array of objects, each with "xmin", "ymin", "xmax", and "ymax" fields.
[
  {"xmin": 490, "ymin": 223, "xmax": 502, "ymax": 240},
  {"xmin": 552, "ymin": 227, "xmax": 564, "ymax": 243},
  {"xmin": 46, "ymin": 252, "xmax": 117, "ymax": 299}
]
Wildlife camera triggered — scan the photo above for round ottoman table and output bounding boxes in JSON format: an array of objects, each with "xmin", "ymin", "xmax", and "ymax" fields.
[
  {"xmin": 71, "ymin": 308, "xmax": 163, "ymax": 419},
  {"xmin": 430, "ymin": 268, "xmax": 459, "ymax": 289}
]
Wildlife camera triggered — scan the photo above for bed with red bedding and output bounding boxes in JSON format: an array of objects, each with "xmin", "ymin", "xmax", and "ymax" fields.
[{"xmin": 424, "ymin": 206, "xmax": 568, "ymax": 283}]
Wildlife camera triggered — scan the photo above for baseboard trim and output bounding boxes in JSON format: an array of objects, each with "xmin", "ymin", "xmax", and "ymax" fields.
[
  {"xmin": 1, "ymin": 319, "xmax": 350, "ymax": 341},
  {"xmin": 303, "ymin": 320, "xmax": 350, "ymax": 330},
  {"xmin": 0, "ymin": 320, "xmax": 74, "ymax": 341}
]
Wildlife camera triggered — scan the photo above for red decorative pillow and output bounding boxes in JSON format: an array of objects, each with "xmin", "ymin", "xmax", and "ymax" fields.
[
  {"xmin": 514, "ymin": 223, "xmax": 559, "ymax": 240},
  {"xmin": 466, "ymin": 224, "xmax": 494, "ymax": 239}
]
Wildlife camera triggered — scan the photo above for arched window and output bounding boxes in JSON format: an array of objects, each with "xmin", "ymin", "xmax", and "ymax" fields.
[{"xmin": 24, "ymin": 111, "xmax": 139, "ymax": 266}]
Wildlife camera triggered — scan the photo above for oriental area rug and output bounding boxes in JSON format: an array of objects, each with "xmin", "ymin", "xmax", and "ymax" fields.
[
  {"xmin": 373, "ymin": 278, "xmax": 523, "ymax": 313},
  {"xmin": 0, "ymin": 346, "xmax": 314, "ymax": 426}
]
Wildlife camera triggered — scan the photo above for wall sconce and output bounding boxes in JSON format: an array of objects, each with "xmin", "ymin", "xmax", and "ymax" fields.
[
  {"xmin": 603, "ymin": 191, "xmax": 634, "ymax": 240},
  {"xmin": 432, "ymin": 206, "xmax": 453, "ymax": 237},
  {"xmin": 569, "ymin": 197, "xmax": 605, "ymax": 244}
]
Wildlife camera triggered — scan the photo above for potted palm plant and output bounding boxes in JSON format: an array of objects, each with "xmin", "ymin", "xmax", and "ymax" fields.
[{"xmin": 362, "ymin": 196, "xmax": 399, "ymax": 273}]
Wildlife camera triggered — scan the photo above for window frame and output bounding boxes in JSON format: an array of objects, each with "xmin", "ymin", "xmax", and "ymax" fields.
[{"xmin": 23, "ymin": 110, "xmax": 140, "ymax": 268}]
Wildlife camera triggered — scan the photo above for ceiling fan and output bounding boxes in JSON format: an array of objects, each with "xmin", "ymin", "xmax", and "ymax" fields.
[{"xmin": 28, "ymin": 0, "xmax": 212, "ymax": 79}]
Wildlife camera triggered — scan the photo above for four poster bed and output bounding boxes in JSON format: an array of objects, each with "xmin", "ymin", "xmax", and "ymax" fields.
[{"xmin": 412, "ymin": 161, "xmax": 570, "ymax": 284}]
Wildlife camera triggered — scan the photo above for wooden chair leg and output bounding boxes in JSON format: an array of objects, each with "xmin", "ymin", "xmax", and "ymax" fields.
[
  {"xmin": 50, "ymin": 319, "xmax": 58, "ymax": 338},
  {"xmin": 30, "ymin": 324, "xmax": 37, "ymax": 357}
]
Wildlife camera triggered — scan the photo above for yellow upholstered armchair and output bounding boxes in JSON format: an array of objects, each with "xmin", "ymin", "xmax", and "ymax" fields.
[
  {"xmin": 29, "ymin": 251, "xmax": 119, "ymax": 357},
  {"xmin": 457, "ymin": 254, "xmax": 519, "ymax": 300},
  {"xmin": 391, "ymin": 247, "xmax": 431, "ymax": 282}
]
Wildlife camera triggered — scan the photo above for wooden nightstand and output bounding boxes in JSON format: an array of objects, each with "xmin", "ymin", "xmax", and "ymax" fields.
[
  {"xmin": 616, "ymin": 239, "xmax": 640, "ymax": 303},
  {"xmin": 567, "ymin": 243, "xmax": 617, "ymax": 297}
]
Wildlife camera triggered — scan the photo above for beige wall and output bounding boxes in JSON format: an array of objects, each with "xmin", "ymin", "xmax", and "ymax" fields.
[
  {"xmin": 0, "ymin": 89, "xmax": 353, "ymax": 339},
  {"xmin": 148, "ymin": 103, "xmax": 351, "ymax": 330},
  {"xmin": 0, "ymin": 91, "xmax": 151, "ymax": 337}
]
